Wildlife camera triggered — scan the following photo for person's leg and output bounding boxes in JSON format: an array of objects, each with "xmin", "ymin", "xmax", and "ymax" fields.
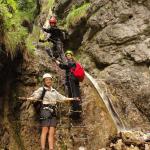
[
  {"xmin": 46, "ymin": 47, "xmax": 53, "ymax": 58},
  {"xmin": 41, "ymin": 127, "xmax": 49, "ymax": 150},
  {"xmin": 53, "ymin": 44, "xmax": 59, "ymax": 59},
  {"xmin": 67, "ymin": 85, "xmax": 72, "ymax": 98},
  {"xmin": 56, "ymin": 41, "xmax": 66, "ymax": 62},
  {"xmin": 70, "ymin": 81, "xmax": 82, "ymax": 119},
  {"xmin": 70, "ymin": 81, "xmax": 80, "ymax": 109},
  {"xmin": 48, "ymin": 127, "xmax": 56, "ymax": 150}
]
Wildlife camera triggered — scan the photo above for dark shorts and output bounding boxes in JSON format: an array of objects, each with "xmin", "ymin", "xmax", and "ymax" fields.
[
  {"xmin": 40, "ymin": 116, "xmax": 57, "ymax": 127},
  {"xmin": 40, "ymin": 105, "xmax": 57, "ymax": 127}
]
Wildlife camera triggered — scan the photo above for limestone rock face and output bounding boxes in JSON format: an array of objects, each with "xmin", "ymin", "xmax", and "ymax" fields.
[
  {"xmin": 54, "ymin": 0, "xmax": 150, "ymax": 147},
  {"xmin": 54, "ymin": 0, "xmax": 150, "ymax": 131},
  {"xmin": 1, "ymin": 0, "xmax": 150, "ymax": 149}
]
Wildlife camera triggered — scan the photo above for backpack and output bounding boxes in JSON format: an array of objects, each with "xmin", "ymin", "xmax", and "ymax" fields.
[
  {"xmin": 33, "ymin": 87, "xmax": 46, "ymax": 120},
  {"xmin": 70, "ymin": 63, "xmax": 85, "ymax": 82}
]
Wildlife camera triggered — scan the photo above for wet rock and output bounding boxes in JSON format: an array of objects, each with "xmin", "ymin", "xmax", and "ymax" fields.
[
  {"xmin": 121, "ymin": 131, "xmax": 145, "ymax": 145},
  {"xmin": 126, "ymin": 145, "xmax": 140, "ymax": 150},
  {"xmin": 101, "ymin": 131, "xmax": 150, "ymax": 150},
  {"xmin": 110, "ymin": 139, "xmax": 125, "ymax": 150},
  {"xmin": 117, "ymin": 9, "xmax": 133, "ymax": 23}
]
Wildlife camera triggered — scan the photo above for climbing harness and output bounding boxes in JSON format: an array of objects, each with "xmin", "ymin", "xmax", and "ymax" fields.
[{"xmin": 40, "ymin": 105, "xmax": 57, "ymax": 120}]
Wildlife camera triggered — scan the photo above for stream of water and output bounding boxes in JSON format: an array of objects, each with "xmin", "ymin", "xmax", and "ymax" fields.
[{"xmin": 85, "ymin": 71, "xmax": 126, "ymax": 132}]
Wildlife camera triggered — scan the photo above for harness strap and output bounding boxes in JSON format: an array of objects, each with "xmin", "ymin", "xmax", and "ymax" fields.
[
  {"xmin": 43, "ymin": 107, "xmax": 54, "ymax": 112},
  {"xmin": 40, "ymin": 105, "xmax": 57, "ymax": 120}
]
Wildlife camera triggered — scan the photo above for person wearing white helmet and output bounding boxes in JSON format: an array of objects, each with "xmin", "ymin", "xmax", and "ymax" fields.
[
  {"xmin": 21, "ymin": 73, "xmax": 78, "ymax": 150},
  {"xmin": 42, "ymin": 73, "xmax": 53, "ymax": 79}
]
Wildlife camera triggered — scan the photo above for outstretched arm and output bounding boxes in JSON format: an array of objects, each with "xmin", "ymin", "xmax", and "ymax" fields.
[
  {"xmin": 18, "ymin": 96, "xmax": 41, "ymax": 102},
  {"xmin": 55, "ymin": 90, "xmax": 80, "ymax": 103},
  {"xmin": 56, "ymin": 97, "xmax": 80, "ymax": 103},
  {"xmin": 18, "ymin": 96, "xmax": 79, "ymax": 103},
  {"xmin": 18, "ymin": 87, "xmax": 43, "ymax": 102},
  {"xmin": 55, "ymin": 60, "xmax": 70, "ymax": 69}
]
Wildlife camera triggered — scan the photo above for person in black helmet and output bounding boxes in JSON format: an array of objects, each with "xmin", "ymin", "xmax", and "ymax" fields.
[
  {"xmin": 39, "ymin": 16, "xmax": 67, "ymax": 62},
  {"xmin": 55, "ymin": 50, "xmax": 82, "ymax": 120}
]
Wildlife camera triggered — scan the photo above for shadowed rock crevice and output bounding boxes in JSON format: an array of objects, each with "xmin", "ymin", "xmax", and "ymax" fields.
[
  {"xmin": 67, "ymin": 18, "xmax": 88, "ymax": 50},
  {"xmin": 0, "ymin": 53, "xmax": 25, "ymax": 150}
]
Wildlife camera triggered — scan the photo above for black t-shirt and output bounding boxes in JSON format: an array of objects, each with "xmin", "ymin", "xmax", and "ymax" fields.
[
  {"xmin": 43, "ymin": 26, "xmax": 64, "ymax": 43},
  {"xmin": 59, "ymin": 60, "xmax": 78, "ymax": 82}
]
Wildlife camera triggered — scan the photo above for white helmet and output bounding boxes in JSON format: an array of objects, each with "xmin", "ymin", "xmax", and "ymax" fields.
[{"xmin": 42, "ymin": 73, "xmax": 52, "ymax": 79}]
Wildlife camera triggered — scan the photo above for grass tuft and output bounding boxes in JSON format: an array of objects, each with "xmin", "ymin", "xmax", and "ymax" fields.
[
  {"xmin": 0, "ymin": 0, "xmax": 38, "ymax": 58},
  {"xmin": 65, "ymin": 3, "xmax": 91, "ymax": 28}
]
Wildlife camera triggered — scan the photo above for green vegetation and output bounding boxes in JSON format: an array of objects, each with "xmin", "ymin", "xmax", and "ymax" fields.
[
  {"xmin": 26, "ymin": 0, "xmax": 55, "ymax": 56},
  {"xmin": 65, "ymin": 3, "xmax": 91, "ymax": 28},
  {"xmin": 0, "ymin": 0, "xmax": 38, "ymax": 58},
  {"xmin": 41, "ymin": 0, "xmax": 55, "ymax": 13},
  {"xmin": 25, "ymin": 26, "xmax": 41, "ymax": 56}
]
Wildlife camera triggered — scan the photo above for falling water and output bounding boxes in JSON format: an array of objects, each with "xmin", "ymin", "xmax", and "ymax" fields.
[{"xmin": 85, "ymin": 71, "xmax": 126, "ymax": 132}]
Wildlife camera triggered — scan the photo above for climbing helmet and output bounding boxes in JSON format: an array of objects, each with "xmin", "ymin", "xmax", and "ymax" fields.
[
  {"xmin": 49, "ymin": 16, "xmax": 57, "ymax": 25},
  {"xmin": 65, "ymin": 50, "xmax": 74, "ymax": 56},
  {"xmin": 43, "ymin": 73, "xmax": 52, "ymax": 80}
]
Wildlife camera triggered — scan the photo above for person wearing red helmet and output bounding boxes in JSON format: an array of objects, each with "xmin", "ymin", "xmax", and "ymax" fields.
[
  {"xmin": 49, "ymin": 16, "xmax": 57, "ymax": 26},
  {"xmin": 39, "ymin": 16, "xmax": 68, "ymax": 62}
]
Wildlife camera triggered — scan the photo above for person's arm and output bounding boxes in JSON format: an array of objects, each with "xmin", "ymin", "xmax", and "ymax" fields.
[
  {"xmin": 55, "ymin": 60, "xmax": 69, "ymax": 69},
  {"xmin": 55, "ymin": 90, "xmax": 80, "ymax": 103},
  {"xmin": 56, "ymin": 60, "xmax": 76, "ymax": 70},
  {"xmin": 42, "ymin": 27, "xmax": 52, "ymax": 33},
  {"xmin": 18, "ymin": 87, "xmax": 43, "ymax": 102}
]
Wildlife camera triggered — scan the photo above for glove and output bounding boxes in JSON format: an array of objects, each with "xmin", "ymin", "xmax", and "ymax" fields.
[
  {"xmin": 55, "ymin": 60, "xmax": 60, "ymax": 65},
  {"xmin": 42, "ymin": 27, "xmax": 46, "ymax": 31}
]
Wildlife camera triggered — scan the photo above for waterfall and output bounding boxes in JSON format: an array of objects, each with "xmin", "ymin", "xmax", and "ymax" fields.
[{"xmin": 85, "ymin": 71, "xmax": 126, "ymax": 132}]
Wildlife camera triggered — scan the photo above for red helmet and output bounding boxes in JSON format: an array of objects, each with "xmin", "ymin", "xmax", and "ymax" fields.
[{"xmin": 49, "ymin": 16, "xmax": 57, "ymax": 25}]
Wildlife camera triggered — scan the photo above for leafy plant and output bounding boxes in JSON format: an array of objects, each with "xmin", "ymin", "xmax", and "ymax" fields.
[
  {"xmin": 0, "ymin": 0, "xmax": 38, "ymax": 58},
  {"xmin": 41, "ymin": 0, "xmax": 55, "ymax": 14},
  {"xmin": 25, "ymin": 25, "xmax": 41, "ymax": 56},
  {"xmin": 65, "ymin": 3, "xmax": 91, "ymax": 28}
]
